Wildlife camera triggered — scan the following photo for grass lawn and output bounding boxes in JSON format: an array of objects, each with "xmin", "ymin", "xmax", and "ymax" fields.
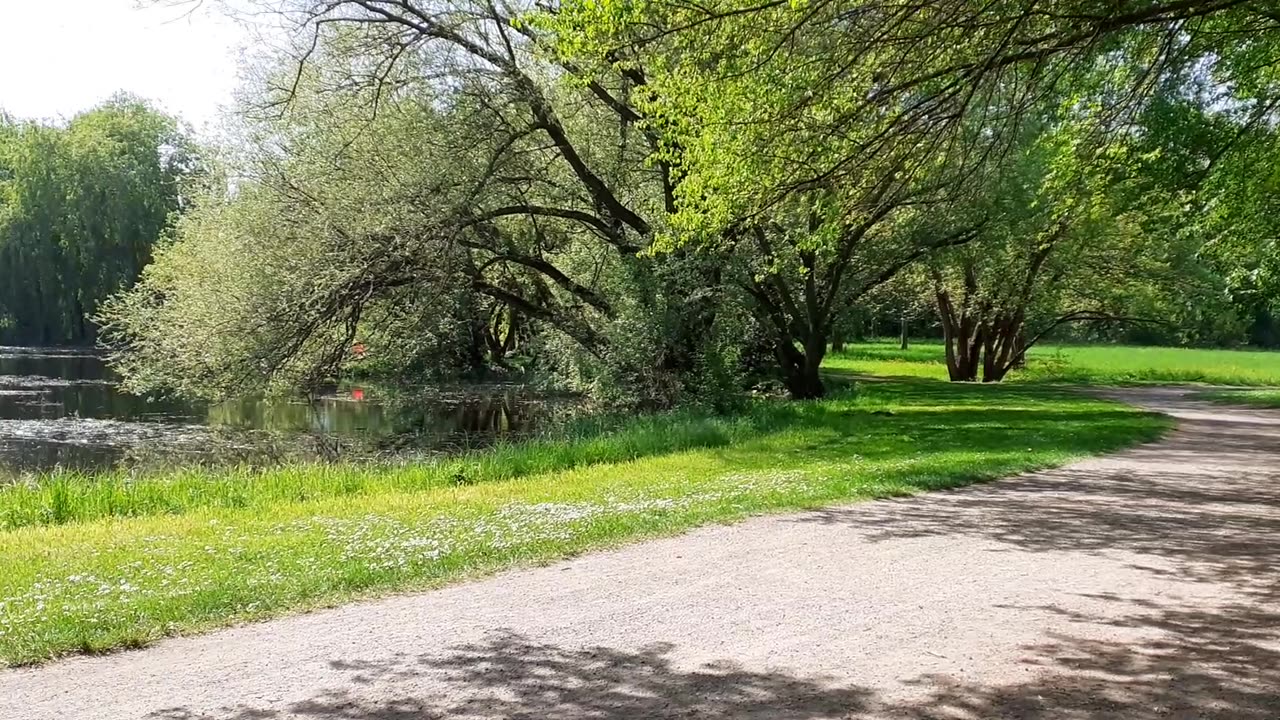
[
  {"xmin": 1195, "ymin": 388, "xmax": 1280, "ymax": 408},
  {"xmin": 0, "ymin": 380, "xmax": 1167, "ymax": 666},
  {"xmin": 826, "ymin": 340, "xmax": 1280, "ymax": 386}
]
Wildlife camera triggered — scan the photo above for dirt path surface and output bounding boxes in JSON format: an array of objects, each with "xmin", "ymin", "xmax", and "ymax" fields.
[{"xmin": 3, "ymin": 386, "xmax": 1278, "ymax": 719}]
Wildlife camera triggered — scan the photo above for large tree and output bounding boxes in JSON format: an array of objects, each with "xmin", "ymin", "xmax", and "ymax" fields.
[
  {"xmin": 111, "ymin": 0, "xmax": 766, "ymax": 403},
  {"xmin": 121, "ymin": 0, "xmax": 1280, "ymax": 400},
  {"xmin": 547, "ymin": 0, "xmax": 1280, "ymax": 394},
  {"xmin": 102, "ymin": 20, "xmax": 740, "ymax": 405},
  {"xmin": 928, "ymin": 131, "xmax": 1157, "ymax": 382}
]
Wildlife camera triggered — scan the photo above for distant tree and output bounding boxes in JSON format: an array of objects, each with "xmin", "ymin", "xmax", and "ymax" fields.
[{"xmin": 0, "ymin": 97, "xmax": 193, "ymax": 345}]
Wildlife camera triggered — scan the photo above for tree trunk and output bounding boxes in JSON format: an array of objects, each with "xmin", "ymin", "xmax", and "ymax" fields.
[
  {"xmin": 831, "ymin": 328, "xmax": 845, "ymax": 353},
  {"xmin": 1011, "ymin": 329, "xmax": 1027, "ymax": 369},
  {"xmin": 980, "ymin": 313, "xmax": 1026, "ymax": 383},
  {"xmin": 983, "ymin": 365, "xmax": 1010, "ymax": 382},
  {"xmin": 935, "ymin": 289, "xmax": 980, "ymax": 382},
  {"xmin": 466, "ymin": 316, "xmax": 488, "ymax": 374},
  {"xmin": 740, "ymin": 232, "xmax": 835, "ymax": 401},
  {"xmin": 501, "ymin": 309, "xmax": 521, "ymax": 355},
  {"xmin": 774, "ymin": 331, "xmax": 827, "ymax": 400},
  {"xmin": 981, "ymin": 332, "xmax": 1001, "ymax": 382},
  {"xmin": 485, "ymin": 308, "xmax": 506, "ymax": 363},
  {"xmin": 949, "ymin": 333, "xmax": 982, "ymax": 382},
  {"xmin": 782, "ymin": 356, "xmax": 826, "ymax": 399},
  {"xmin": 783, "ymin": 366, "xmax": 825, "ymax": 398},
  {"xmin": 899, "ymin": 316, "xmax": 909, "ymax": 350}
]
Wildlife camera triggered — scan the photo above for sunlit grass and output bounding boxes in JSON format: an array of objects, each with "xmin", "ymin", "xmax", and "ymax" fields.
[
  {"xmin": 0, "ymin": 414, "xmax": 736, "ymax": 531},
  {"xmin": 826, "ymin": 340, "xmax": 1280, "ymax": 386},
  {"xmin": 1195, "ymin": 388, "xmax": 1280, "ymax": 408},
  {"xmin": 0, "ymin": 380, "xmax": 1166, "ymax": 666}
]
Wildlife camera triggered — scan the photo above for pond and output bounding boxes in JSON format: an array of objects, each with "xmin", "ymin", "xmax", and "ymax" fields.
[{"xmin": 0, "ymin": 347, "xmax": 563, "ymax": 477}]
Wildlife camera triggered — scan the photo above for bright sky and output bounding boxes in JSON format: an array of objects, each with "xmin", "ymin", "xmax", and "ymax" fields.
[{"xmin": 0, "ymin": 0, "xmax": 253, "ymax": 132}]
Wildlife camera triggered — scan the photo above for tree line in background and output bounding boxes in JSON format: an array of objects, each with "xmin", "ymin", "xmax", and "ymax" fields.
[
  {"xmin": 0, "ymin": 97, "xmax": 193, "ymax": 346},
  {"xmin": 5, "ymin": 1, "xmax": 1277, "ymax": 404}
]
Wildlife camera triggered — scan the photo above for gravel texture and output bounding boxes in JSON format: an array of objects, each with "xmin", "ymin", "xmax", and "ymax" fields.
[{"xmin": 2, "ymin": 386, "xmax": 1277, "ymax": 719}]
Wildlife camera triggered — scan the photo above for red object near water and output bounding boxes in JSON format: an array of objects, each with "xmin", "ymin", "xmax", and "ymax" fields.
[{"xmin": 350, "ymin": 388, "xmax": 365, "ymax": 402}]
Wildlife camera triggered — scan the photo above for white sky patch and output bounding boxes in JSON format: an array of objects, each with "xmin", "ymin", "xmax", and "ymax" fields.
[{"xmin": 0, "ymin": 0, "xmax": 255, "ymax": 132}]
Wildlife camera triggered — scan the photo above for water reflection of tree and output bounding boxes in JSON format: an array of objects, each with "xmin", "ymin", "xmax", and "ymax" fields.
[
  {"xmin": 0, "ymin": 380, "xmax": 583, "ymax": 477},
  {"xmin": 0, "ymin": 438, "xmax": 126, "ymax": 478},
  {"xmin": 198, "ymin": 384, "xmax": 576, "ymax": 462},
  {"xmin": 0, "ymin": 353, "xmax": 198, "ymax": 424},
  {"xmin": 377, "ymin": 385, "xmax": 575, "ymax": 453},
  {"xmin": 207, "ymin": 396, "xmax": 388, "ymax": 435}
]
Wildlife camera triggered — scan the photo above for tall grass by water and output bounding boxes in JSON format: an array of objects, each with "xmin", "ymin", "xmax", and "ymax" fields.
[
  {"xmin": 825, "ymin": 341, "xmax": 1280, "ymax": 386},
  {"xmin": 0, "ymin": 380, "xmax": 1167, "ymax": 665},
  {"xmin": 0, "ymin": 412, "xmax": 736, "ymax": 531}
]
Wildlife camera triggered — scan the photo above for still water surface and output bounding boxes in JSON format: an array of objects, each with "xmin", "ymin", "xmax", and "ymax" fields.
[{"xmin": 0, "ymin": 347, "xmax": 557, "ymax": 476}]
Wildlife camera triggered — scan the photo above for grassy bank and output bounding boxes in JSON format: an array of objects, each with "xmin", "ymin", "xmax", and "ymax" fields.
[
  {"xmin": 826, "ymin": 341, "xmax": 1280, "ymax": 386},
  {"xmin": 0, "ymin": 380, "xmax": 1166, "ymax": 666},
  {"xmin": 0, "ymin": 413, "xmax": 738, "ymax": 531}
]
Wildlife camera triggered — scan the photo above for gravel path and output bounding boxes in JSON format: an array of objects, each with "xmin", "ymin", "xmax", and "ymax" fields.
[{"xmin": 3, "ymin": 386, "xmax": 1278, "ymax": 719}]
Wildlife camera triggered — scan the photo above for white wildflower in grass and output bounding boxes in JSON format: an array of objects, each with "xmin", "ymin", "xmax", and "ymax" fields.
[
  {"xmin": 0, "ymin": 384, "xmax": 1167, "ymax": 665},
  {"xmin": 0, "ymin": 466, "xmax": 830, "ymax": 646}
]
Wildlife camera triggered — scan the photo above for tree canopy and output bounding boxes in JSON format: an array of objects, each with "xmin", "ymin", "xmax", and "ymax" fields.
[{"xmin": 87, "ymin": 0, "xmax": 1280, "ymax": 402}]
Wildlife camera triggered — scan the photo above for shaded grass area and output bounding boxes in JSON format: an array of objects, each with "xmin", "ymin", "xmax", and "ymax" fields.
[
  {"xmin": 0, "ymin": 380, "xmax": 1167, "ymax": 666},
  {"xmin": 1196, "ymin": 388, "xmax": 1280, "ymax": 408},
  {"xmin": 826, "ymin": 341, "xmax": 1280, "ymax": 386}
]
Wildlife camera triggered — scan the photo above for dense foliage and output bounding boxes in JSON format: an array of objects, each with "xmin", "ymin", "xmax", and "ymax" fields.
[
  {"xmin": 0, "ymin": 97, "xmax": 191, "ymax": 345},
  {"xmin": 86, "ymin": 0, "xmax": 1280, "ymax": 401}
]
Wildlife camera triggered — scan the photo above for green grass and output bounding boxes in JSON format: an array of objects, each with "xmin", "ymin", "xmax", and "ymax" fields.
[
  {"xmin": 1195, "ymin": 388, "xmax": 1280, "ymax": 408},
  {"xmin": 0, "ymin": 379, "xmax": 1166, "ymax": 666},
  {"xmin": 0, "ymin": 414, "xmax": 738, "ymax": 531},
  {"xmin": 826, "ymin": 340, "xmax": 1280, "ymax": 386}
]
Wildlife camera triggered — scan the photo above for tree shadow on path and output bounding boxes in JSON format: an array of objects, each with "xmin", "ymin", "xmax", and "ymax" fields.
[
  {"xmin": 885, "ymin": 596, "xmax": 1280, "ymax": 719},
  {"xmin": 796, "ymin": 405, "xmax": 1280, "ymax": 602},
  {"xmin": 149, "ymin": 391, "xmax": 1280, "ymax": 719},
  {"xmin": 149, "ymin": 631, "xmax": 874, "ymax": 719},
  {"xmin": 149, "ymin": 605, "xmax": 1280, "ymax": 719}
]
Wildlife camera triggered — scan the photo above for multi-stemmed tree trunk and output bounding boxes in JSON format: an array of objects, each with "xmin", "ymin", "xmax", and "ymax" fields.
[
  {"xmin": 933, "ymin": 271, "xmax": 1031, "ymax": 383},
  {"xmin": 933, "ymin": 235, "xmax": 1111, "ymax": 383},
  {"xmin": 483, "ymin": 303, "xmax": 522, "ymax": 367},
  {"xmin": 934, "ymin": 264, "xmax": 985, "ymax": 381},
  {"xmin": 931, "ymin": 219, "xmax": 1062, "ymax": 382},
  {"xmin": 980, "ymin": 311, "xmax": 1031, "ymax": 382},
  {"xmin": 742, "ymin": 217, "xmax": 981, "ymax": 398},
  {"xmin": 740, "ymin": 240, "xmax": 836, "ymax": 399},
  {"xmin": 936, "ymin": 304, "xmax": 1029, "ymax": 383}
]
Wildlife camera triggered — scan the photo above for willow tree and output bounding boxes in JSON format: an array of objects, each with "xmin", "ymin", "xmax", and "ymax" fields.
[
  {"xmin": 0, "ymin": 97, "xmax": 190, "ymax": 345},
  {"xmin": 117, "ymin": 0, "xmax": 764, "ymax": 406},
  {"xmin": 103, "ymin": 55, "xmax": 533, "ymax": 397},
  {"xmin": 104, "ymin": 14, "xmax": 747, "ymax": 406}
]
